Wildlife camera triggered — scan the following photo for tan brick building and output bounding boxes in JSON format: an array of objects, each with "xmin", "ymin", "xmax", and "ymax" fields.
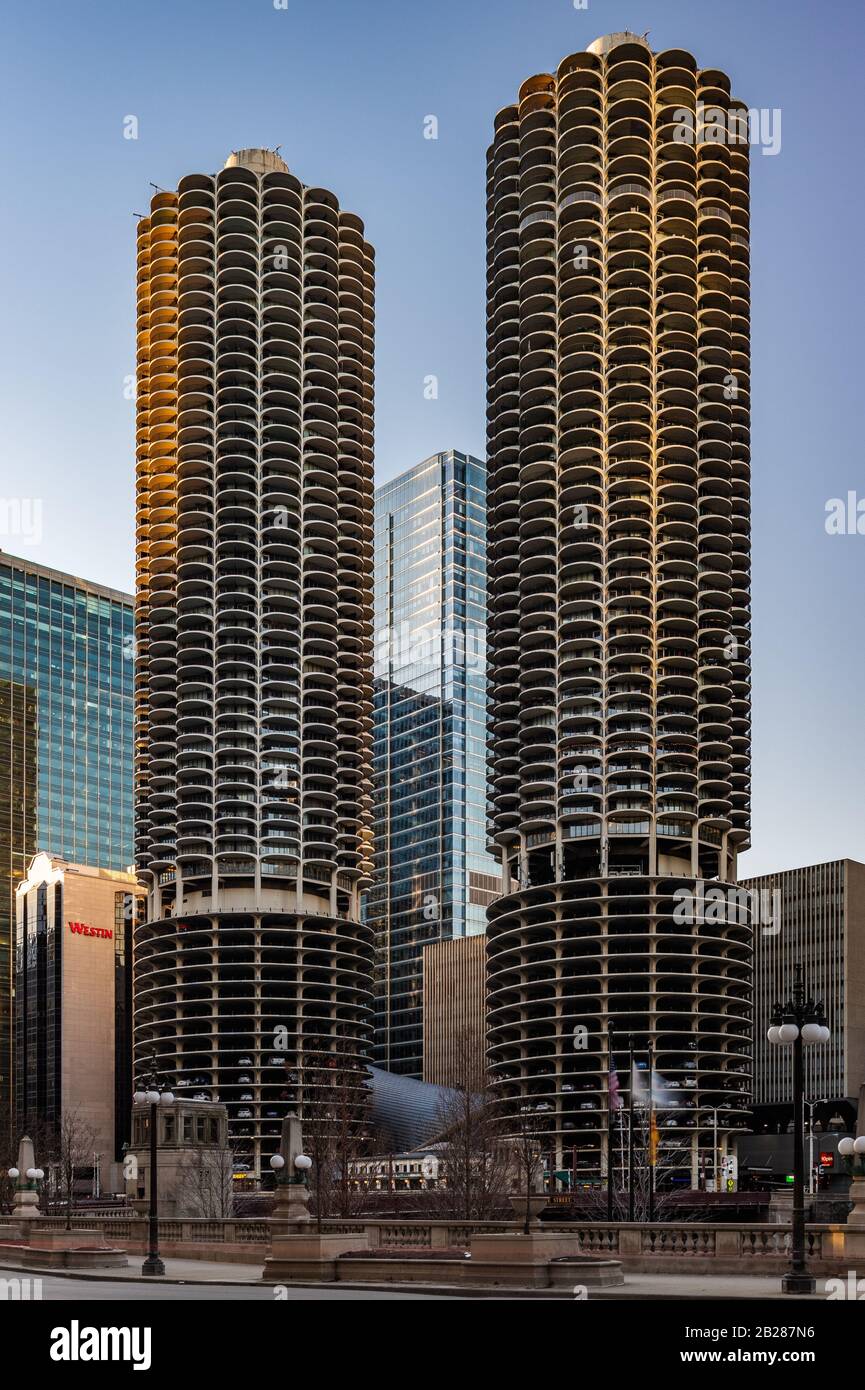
[{"xmin": 422, "ymin": 933, "xmax": 487, "ymax": 1090}]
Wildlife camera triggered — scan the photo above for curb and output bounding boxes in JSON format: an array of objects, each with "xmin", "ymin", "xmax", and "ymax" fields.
[
  {"xmin": 0, "ymin": 1262, "xmax": 263, "ymax": 1289},
  {"xmin": 0, "ymin": 1262, "xmax": 567, "ymax": 1297},
  {"xmin": 0, "ymin": 1262, "xmax": 810, "ymax": 1300}
]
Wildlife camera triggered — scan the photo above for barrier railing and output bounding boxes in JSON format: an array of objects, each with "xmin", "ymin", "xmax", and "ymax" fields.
[{"xmin": 23, "ymin": 1213, "xmax": 844, "ymax": 1269}]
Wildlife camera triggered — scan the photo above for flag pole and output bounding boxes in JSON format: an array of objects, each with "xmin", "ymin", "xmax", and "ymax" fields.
[
  {"xmin": 647, "ymin": 1038, "xmax": 655, "ymax": 1223},
  {"xmin": 607, "ymin": 1019, "xmax": 615, "ymax": 1221},
  {"xmin": 627, "ymin": 1034, "xmax": 635, "ymax": 1222}
]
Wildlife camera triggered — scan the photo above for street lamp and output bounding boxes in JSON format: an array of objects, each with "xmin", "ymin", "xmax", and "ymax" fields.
[
  {"xmin": 268, "ymin": 1151, "xmax": 312, "ymax": 1181},
  {"xmin": 133, "ymin": 1058, "xmax": 175, "ymax": 1277},
  {"xmin": 767, "ymin": 964, "xmax": 830, "ymax": 1294},
  {"xmin": 838, "ymin": 1132, "xmax": 865, "ymax": 1238}
]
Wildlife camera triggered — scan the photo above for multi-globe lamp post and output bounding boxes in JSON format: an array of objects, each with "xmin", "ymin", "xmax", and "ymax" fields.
[
  {"xmin": 837, "ymin": 1129, "xmax": 865, "ymax": 1240},
  {"xmin": 270, "ymin": 1142, "xmax": 314, "ymax": 1226},
  {"xmin": 132, "ymin": 1062, "xmax": 174, "ymax": 1277},
  {"xmin": 270, "ymin": 1151, "xmax": 313, "ymax": 1186},
  {"xmin": 7, "ymin": 1166, "xmax": 44, "ymax": 1184},
  {"xmin": 7, "ymin": 1163, "xmax": 44, "ymax": 1213},
  {"xmin": 270, "ymin": 1153, "xmax": 313, "ymax": 1175},
  {"xmin": 766, "ymin": 963, "xmax": 830, "ymax": 1294}
]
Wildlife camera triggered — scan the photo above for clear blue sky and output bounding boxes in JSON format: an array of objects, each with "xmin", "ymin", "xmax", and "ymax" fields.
[{"xmin": 0, "ymin": 0, "xmax": 862, "ymax": 876}]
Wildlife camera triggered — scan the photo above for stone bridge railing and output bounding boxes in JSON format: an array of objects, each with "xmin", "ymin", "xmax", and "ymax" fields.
[{"xmin": 26, "ymin": 1215, "xmax": 850, "ymax": 1273}]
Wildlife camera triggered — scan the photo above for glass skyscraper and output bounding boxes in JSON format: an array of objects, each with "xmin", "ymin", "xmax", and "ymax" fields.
[
  {"xmin": 0, "ymin": 551, "xmax": 134, "ymax": 1130},
  {"xmin": 369, "ymin": 450, "xmax": 499, "ymax": 1076}
]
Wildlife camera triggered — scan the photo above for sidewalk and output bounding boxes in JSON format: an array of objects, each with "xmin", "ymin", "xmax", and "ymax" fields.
[
  {"xmin": 589, "ymin": 1273, "xmax": 820, "ymax": 1300},
  {"xmin": 0, "ymin": 1256, "xmax": 264, "ymax": 1286},
  {"xmin": 0, "ymin": 1256, "xmax": 826, "ymax": 1299}
]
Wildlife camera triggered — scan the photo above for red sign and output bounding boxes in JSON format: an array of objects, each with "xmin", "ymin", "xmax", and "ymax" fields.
[
  {"xmin": 68, "ymin": 921, "xmax": 113, "ymax": 940},
  {"xmin": 820, "ymin": 1152, "xmax": 834, "ymax": 1168}
]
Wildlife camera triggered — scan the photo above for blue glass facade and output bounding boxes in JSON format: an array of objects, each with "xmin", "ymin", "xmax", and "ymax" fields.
[
  {"xmin": 369, "ymin": 451, "xmax": 499, "ymax": 1076},
  {"xmin": 0, "ymin": 553, "xmax": 134, "ymax": 1127}
]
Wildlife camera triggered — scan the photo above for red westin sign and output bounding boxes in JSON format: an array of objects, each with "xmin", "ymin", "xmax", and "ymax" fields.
[{"xmin": 68, "ymin": 921, "xmax": 113, "ymax": 940}]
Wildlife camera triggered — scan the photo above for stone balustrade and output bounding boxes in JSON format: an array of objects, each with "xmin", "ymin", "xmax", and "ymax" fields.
[{"xmin": 24, "ymin": 1215, "xmax": 851, "ymax": 1274}]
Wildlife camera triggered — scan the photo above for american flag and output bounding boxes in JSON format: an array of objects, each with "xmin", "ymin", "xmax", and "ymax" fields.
[{"xmin": 608, "ymin": 1064, "xmax": 622, "ymax": 1111}]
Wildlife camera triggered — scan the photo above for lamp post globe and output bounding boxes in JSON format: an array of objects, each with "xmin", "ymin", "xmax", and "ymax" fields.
[
  {"xmin": 140, "ymin": 1058, "xmax": 168, "ymax": 1277},
  {"xmin": 769, "ymin": 963, "xmax": 830, "ymax": 1295}
]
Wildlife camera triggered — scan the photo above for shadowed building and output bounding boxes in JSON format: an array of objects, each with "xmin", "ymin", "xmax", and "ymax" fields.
[
  {"xmin": 0, "ymin": 553, "xmax": 134, "ymax": 1137},
  {"xmin": 132, "ymin": 149, "xmax": 376, "ymax": 1180},
  {"xmin": 743, "ymin": 859, "xmax": 865, "ymax": 1114},
  {"xmin": 484, "ymin": 33, "xmax": 753, "ymax": 1181}
]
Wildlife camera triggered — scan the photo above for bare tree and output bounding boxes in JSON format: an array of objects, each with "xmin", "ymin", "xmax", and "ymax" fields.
[
  {"xmin": 298, "ymin": 1049, "xmax": 373, "ymax": 1226},
  {"xmin": 56, "ymin": 1108, "xmax": 98, "ymax": 1230},
  {"xmin": 174, "ymin": 1137, "xmax": 236, "ymax": 1218},
  {"xmin": 434, "ymin": 1035, "xmax": 510, "ymax": 1220},
  {"xmin": 630, "ymin": 1108, "xmax": 698, "ymax": 1221},
  {"xmin": 329, "ymin": 1067, "xmax": 373, "ymax": 1218},
  {"xmin": 576, "ymin": 1109, "xmax": 698, "ymax": 1222},
  {"xmin": 1, "ymin": 1116, "xmax": 62, "ymax": 1212},
  {"xmin": 509, "ymin": 1104, "xmax": 550, "ymax": 1235},
  {"xmin": 0, "ymin": 1127, "xmax": 17, "ymax": 1215}
]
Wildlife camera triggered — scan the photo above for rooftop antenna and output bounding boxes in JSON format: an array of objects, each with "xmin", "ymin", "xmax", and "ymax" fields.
[
  {"xmin": 149, "ymin": 182, "xmax": 164, "ymax": 193},
  {"xmin": 133, "ymin": 212, "xmax": 145, "ymax": 219}
]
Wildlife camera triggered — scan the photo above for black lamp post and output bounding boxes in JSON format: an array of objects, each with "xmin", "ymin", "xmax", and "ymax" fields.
[
  {"xmin": 133, "ymin": 1059, "xmax": 174, "ymax": 1277},
  {"xmin": 767, "ymin": 964, "xmax": 830, "ymax": 1295}
]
